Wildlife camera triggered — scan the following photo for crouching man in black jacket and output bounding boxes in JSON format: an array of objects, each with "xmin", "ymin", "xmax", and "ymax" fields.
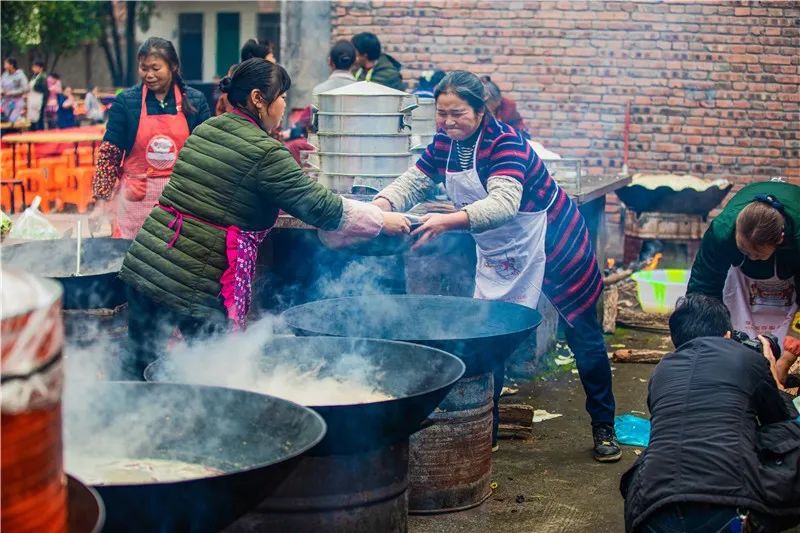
[{"xmin": 621, "ymin": 294, "xmax": 800, "ymax": 533}]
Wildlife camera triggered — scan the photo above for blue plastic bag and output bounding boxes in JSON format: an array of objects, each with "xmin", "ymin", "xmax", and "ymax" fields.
[{"xmin": 615, "ymin": 413, "xmax": 651, "ymax": 447}]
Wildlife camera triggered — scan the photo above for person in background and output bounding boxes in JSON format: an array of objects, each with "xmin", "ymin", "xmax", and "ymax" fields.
[
  {"xmin": 56, "ymin": 86, "xmax": 76, "ymax": 129},
  {"xmin": 351, "ymin": 32, "xmax": 405, "ymax": 91},
  {"xmin": 413, "ymin": 70, "xmax": 447, "ymax": 99},
  {"xmin": 27, "ymin": 60, "xmax": 48, "ymax": 130},
  {"xmin": 241, "ymin": 38, "xmax": 276, "ymax": 63},
  {"xmin": 621, "ymin": 294, "xmax": 800, "ymax": 533},
  {"xmin": 84, "ymin": 85, "xmax": 106, "ymax": 124},
  {"xmin": 1, "ymin": 57, "xmax": 28, "ymax": 122},
  {"xmin": 91, "ymin": 37, "xmax": 210, "ymax": 239},
  {"xmin": 311, "ymin": 40, "xmax": 357, "ymax": 107},
  {"xmin": 481, "ymin": 76, "xmax": 529, "ymax": 138},
  {"xmin": 45, "ymin": 72, "xmax": 62, "ymax": 129},
  {"xmin": 687, "ymin": 180, "xmax": 800, "ymax": 373},
  {"xmin": 118, "ymin": 58, "xmax": 411, "ymax": 378},
  {"xmin": 373, "ymin": 71, "xmax": 619, "ymax": 462},
  {"xmin": 216, "ymin": 39, "xmax": 276, "ymax": 116}
]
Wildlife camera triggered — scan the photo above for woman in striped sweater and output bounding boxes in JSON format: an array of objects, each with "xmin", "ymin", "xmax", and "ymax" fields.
[{"xmin": 374, "ymin": 71, "xmax": 620, "ymax": 462}]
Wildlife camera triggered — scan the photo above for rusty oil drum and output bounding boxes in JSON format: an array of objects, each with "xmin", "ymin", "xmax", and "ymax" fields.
[
  {"xmin": 1, "ymin": 270, "xmax": 67, "ymax": 533},
  {"xmin": 408, "ymin": 372, "xmax": 494, "ymax": 513}
]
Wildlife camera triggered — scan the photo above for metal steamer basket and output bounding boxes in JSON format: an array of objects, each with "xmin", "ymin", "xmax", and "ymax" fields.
[{"xmin": 313, "ymin": 82, "xmax": 418, "ymax": 193}]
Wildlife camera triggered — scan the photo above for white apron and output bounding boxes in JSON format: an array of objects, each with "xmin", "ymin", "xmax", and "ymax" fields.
[
  {"xmin": 722, "ymin": 259, "xmax": 798, "ymax": 345},
  {"xmin": 445, "ymin": 134, "xmax": 553, "ymax": 310}
]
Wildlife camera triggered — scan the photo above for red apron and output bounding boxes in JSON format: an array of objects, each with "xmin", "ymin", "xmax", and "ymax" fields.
[{"xmin": 113, "ymin": 85, "xmax": 190, "ymax": 239}]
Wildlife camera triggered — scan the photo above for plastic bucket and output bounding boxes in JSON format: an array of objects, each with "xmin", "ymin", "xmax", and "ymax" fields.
[{"xmin": 630, "ymin": 269, "xmax": 689, "ymax": 314}]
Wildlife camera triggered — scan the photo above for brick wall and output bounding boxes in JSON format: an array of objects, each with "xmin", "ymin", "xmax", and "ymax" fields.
[{"xmin": 331, "ymin": 0, "xmax": 799, "ymax": 220}]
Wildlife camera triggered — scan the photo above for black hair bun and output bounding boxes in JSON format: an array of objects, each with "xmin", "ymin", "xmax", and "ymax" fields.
[{"xmin": 219, "ymin": 76, "xmax": 233, "ymax": 93}]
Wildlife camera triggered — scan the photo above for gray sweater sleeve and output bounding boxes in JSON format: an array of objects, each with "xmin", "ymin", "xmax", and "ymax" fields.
[
  {"xmin": 375, "ymin": 166, "xmax": 437, "ymax": 212},
  {"xmin": 463, "ymin": 176, "xmax": 523, "ymax": 233}
]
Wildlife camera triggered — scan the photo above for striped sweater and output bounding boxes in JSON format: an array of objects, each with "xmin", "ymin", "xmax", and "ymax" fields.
[{"xmin": 415, "ymin": 116, "xmax": 603, "ymax": 323}]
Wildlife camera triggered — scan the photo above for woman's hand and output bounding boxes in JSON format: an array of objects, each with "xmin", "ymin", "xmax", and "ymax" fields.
[
  {"xmin": 410, "ymin": 212, "xmax": 469, "ymax": 251},
  {"xmin": 381, "ymin": 212, "xmax": 411, "ymax": 236},
  {"xmin": 372, "ymin": 197, "xmax": 393, "ymax": 212}
]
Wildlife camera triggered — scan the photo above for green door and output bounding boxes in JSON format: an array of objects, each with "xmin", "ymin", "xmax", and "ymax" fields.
[{"xmin": 216, "ymin": 13, "xmax": 241, "ymax": 77}]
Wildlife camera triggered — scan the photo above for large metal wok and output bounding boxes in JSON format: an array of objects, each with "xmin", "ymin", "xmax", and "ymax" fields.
[
  {"xmin": 145, "ymin": 336, "xmax": 465, "ymax": 454},
  {"xmin": 63, "ymin": 381, "xmax": 326, "ymax": 533},
  {"xmin": 282, "ymin": 295, "xmax": 542, "ymax": 376},
  {"xmin": 2, "ymin": 237, "xmax": 131, "ymax": 309}
]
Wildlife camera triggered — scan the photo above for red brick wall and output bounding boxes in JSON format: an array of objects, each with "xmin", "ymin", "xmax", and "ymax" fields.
[{"xmin": 331, "ymin": 0, "xmax": 800, "ymax": 219}]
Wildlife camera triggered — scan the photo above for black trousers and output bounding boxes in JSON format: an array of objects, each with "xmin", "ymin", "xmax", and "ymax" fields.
[
  {"xmin": 123, "ymin": 286, "xmax": 228, "ymax": 380},
  {"xmin": 492, "ymin": 306, "xmax": 616, "ymax": 445}
]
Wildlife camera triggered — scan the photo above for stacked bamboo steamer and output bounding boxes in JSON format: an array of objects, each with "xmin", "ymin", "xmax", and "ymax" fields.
[{"xmin": 314, "ymin": 82, "xmax": 417, "ymax": 193}]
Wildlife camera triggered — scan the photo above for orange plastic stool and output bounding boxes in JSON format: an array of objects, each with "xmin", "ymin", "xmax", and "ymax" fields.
[
  {"xmin": 56, "ymin": 166, "xmax": 95, "ymax": 213},
  {"xmin": 37, "ymin": 155, "xmax": 71, "ymax": 211},
  {"xmin": 61, "ymin": 147, "xmax": 95, "ymax": 167},
  {"xmin": 15, "ymin": 169, "xmax": 49, "ymax": 213}
]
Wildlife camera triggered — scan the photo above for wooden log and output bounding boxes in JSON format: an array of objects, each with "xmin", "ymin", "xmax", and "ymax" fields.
[
  {"xmin": 612, "ymin": 349, "xmax": 668, "ymax": 364},
  {"xmin": 603, "ymin": 268, "xmax": 634, "ymax": 286},
  {"xmin": 602, "ymin": 285, "xmax": 619, "ymax": 334},
  {"xmin": 498, "ymin": 403, "xmax": 534, "ymax": 439}
]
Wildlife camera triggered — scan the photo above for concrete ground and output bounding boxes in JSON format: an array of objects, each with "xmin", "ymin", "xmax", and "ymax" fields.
[{"xmin": 409, "ymin": 362, "xmax": 650, "ymax": 533}]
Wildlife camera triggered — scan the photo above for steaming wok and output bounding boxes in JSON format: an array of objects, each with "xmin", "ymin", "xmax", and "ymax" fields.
[
  {"xmin": 282, "ymin": 295, "xmax": 542, "ymax": 376},
  {"xmin": 63, "ymin": 381, "xmax": 326, "ymax": 532},
  {"xmin": 145, "ymin": 336, "xmax": 465, "ymax": 454},
  {"xmin": 2, "ymin": 238, "xmax": 131, "ymax": 309}
]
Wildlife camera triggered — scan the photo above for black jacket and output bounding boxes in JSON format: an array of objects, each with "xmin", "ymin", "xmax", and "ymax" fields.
[
  {"xmin": 103, "ymin": 83, "xmax": 210, "ymax": 153},
  {"xmin": 620, "ymin": 337, "xmax": 800, "ymax": 532}
]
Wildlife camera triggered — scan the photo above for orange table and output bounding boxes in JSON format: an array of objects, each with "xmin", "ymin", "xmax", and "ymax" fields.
[{"xmin": 2, "ymin": 128, "xmax": 105, "ymax": 177}]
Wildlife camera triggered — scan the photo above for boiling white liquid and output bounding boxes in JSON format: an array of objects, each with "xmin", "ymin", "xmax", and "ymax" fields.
[
  {"xmin": 231, "ymin": 362, "xmax": 393, "ymax": 406},
  {"xmin": 67, "ymin": 457, "xmax": 222, "ymax": 485}
]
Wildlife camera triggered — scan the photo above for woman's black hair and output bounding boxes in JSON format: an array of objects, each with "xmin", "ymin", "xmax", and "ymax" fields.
[
  {"xmin": 137, "ymin": 36, "xmax": 196, "ymax": 116},
  {"xmin": 434, "ymin": 70, "xmax": 488, "ymax": 115},
  {"xmin": 241, "ymin": 39, "xmax": 274, "ymax": 62},
  {"xmin": 4, "ymin": 57, "xmax": 18, "ymax": 69},
  {"xmin": 32, "ymin": 59, "xmax": 46, "ymax": 69},
  {"xmin": 330, "ymin": 40, "xmax": 356, "ymax": 71},
  {"xmin": 668, "ymin": 294, "xmax": 733, "ymax": 348},
  {"xmin": 219, "ymin": 58, "xmax": 291, "ymax": 113}
]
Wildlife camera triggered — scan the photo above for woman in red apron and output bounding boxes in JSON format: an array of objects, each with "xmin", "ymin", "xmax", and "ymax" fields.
[{"xmin": 92, "ymin": 37, "xmax": 211, "ymax": 238}]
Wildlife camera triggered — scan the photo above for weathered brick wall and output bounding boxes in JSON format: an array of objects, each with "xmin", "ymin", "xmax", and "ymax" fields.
[{"xmin": 331, "ymin": 0, "xmax": 799, "ymax": 219}]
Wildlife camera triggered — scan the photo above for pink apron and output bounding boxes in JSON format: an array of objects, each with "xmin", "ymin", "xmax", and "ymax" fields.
[
  {"xmin": 158, "ymin": 204, "xmax": 270, "ymax": 330},
  {"xmin": 113, "ymin": 85, "xmax": 190, "ymax": 239}
]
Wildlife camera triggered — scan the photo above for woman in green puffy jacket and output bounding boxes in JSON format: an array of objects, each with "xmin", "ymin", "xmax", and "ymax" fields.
[{"xmin": 118, "ymin": 58, "xmax": 410, "ymax": 379}]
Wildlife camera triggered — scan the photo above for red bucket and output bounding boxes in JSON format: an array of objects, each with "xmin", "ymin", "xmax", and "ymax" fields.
[{"xmin": 1, "ymin": 270, "xmax": 66, "ymax": 533}]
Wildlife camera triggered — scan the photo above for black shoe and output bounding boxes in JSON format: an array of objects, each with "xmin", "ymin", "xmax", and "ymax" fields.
[{"xmin": 592, "ymin": 423, "xmax": 622, "ymax": 463}]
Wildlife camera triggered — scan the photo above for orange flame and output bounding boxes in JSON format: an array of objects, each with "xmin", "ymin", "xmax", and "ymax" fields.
[
  {"xmin": 607, "ymin": 258, "xmax": 616, "ymax": 269},
  {"xmin": 643, "ymin": 253, "xmax": 662, "ymax": 271}
]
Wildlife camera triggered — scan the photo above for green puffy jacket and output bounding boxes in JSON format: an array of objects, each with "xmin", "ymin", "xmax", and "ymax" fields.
[
  {"xmin": 354, "ymin": 54, "xmax": 406, "ymax": 91},
  {"xmin": 119, "ymin": 112, "xmax": 343, "ymax": 319},
  {"xmin": 687, "ymin": 181, "xmax": 800, "ymax": 300}
]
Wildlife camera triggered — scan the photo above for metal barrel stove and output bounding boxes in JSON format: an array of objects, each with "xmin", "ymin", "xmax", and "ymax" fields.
[
  {"xmin": 282, "ymin": 295, "xmax": 542, "ymax": 514},
  {"xmin": 145, "ymin": 336, "xmax": 465, "ymax": 532}
]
